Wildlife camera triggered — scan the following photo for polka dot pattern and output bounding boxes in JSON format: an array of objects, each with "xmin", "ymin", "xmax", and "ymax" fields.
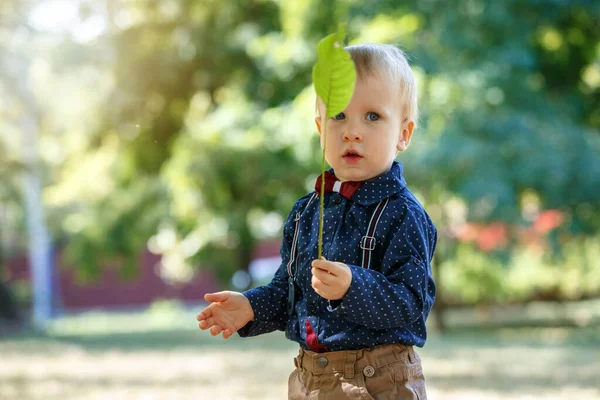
[{"xmin": 238, "ymin": 162, "xmax": 437, "ymax": 351}]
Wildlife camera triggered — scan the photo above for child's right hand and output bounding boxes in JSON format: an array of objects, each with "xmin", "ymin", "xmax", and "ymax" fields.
[{"xmin": 196, "ymin": 291, "xmax": 254, "ymax": 339}]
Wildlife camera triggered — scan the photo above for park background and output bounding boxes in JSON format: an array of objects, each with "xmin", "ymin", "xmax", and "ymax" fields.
[{"xmin": 1, "ymin": 0, "xmax": 599, "ymax": 399}]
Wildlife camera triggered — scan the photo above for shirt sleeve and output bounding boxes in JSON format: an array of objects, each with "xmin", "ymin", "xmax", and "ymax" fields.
[
  {"xmin": 329, "ymin": 205, "xmax": 437, "ymax": 329},
  {"xmin": 237, "ymin": 198, "xmax": 306, "ymax": 337}
]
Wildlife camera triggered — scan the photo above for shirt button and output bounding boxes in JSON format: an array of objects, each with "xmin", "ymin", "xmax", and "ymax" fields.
[
  {"xmin": 333, "ymin": 195, "xmax": 342, "ymax": 204},
  {"xmin": 363, "ymin": 365, "xmax": 375, "ymax": 377},
  {"xmin": 308, "ymin": 304, "xmax": 317, "ymax": 314}
]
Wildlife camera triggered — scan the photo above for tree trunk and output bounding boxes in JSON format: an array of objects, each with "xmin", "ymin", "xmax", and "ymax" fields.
[{"xmin": 16, "ymin": 59, "xmax": 54, "ymax": 327}]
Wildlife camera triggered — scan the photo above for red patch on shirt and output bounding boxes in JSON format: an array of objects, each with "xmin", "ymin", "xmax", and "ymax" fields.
[{"xmin": 305, "ymin": 318, "xmax": 329, "ymax": 353}]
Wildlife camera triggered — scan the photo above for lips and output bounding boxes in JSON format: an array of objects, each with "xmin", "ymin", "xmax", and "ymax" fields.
[
  {"xmin": 343, "ymin": 149, "xmax": 362, "ymax": 157},
  {"xmin": 343, "ymin": 149, "xmax": 363, "ymax": 163}
]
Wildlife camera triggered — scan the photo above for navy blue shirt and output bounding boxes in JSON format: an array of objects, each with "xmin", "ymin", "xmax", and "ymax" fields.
[{"xmin": 239, "ymin": 162, "xmax": 437, "ymax": 351}]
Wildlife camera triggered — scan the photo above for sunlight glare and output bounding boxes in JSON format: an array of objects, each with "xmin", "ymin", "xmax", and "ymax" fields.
[
  {"xmin": 28, "ymin": 0, "xmax": 78, "ymax": 33},
  {"xmin": 28, "ymin": 0, "xmax": 106, "ymax": 43}
]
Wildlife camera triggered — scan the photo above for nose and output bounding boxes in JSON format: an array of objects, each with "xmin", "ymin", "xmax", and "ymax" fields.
[{"xmin": 343, "ymin": 121, "xmax": 362, "ymax": 142}]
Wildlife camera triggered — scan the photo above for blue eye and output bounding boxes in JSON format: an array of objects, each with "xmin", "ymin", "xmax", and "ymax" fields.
[
  {"xmin": 333, "ymin": 112, "xmax": 345, "ymax": 120},
  {"xmin": 366, "ymin": 112, "xmax": 380, "ymax": 121}
]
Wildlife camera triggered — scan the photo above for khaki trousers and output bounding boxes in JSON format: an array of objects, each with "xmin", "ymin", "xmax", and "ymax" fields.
[{"xmin": 288, "ymin": 344, "xmax": 427, "ymax": 400}]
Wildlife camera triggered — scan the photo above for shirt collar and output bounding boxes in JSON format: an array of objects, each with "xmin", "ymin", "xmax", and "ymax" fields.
[{"xmin": 331, "ymin": 161, "xmax": 407, "ymax": 206}]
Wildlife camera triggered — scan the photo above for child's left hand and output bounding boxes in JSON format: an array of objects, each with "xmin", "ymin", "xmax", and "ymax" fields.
[{"xmin": 311, "ymin": 257, "xmax": 352, "ymax": 300}]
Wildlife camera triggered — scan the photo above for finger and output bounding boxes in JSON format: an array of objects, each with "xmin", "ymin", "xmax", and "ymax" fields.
[
  {"xmin": 210, "ymin": 325, "xmax": 224, "ymax": 337},
  {"xmin": 312, "ymin": 267, "xmax": 333, "ymax": 284},
  {"xmin": 312, "ymin": 275, "xmax": 328, "ymax": 292},
  {"xmin": 204, "ymin": 291, "xmax": 230, "ymax": 303},
  {"xmin": 220, "ymin": 318, "xmax": 238, "ymax": 337},
  {"xmin": 311, "ymin": 283, "xmax": 327, "ymax": 299},
  {"xmin": 198, "ymin": 317, "xmax": 215, "ymax": 330},
  {"xmin": 222, "ymin": 329, "xmax": 233, "ymax": 339},
  {"xmin": 311, "ymin": 260, "xmax": 328, "ymax": 274},
  {"xmin": 312, "ymin": 259, "xmax": 337, "ymax": 275},
  {"xmin": 196, "ymin": 307, "xmax": 213, "ymax": 321},
  {"xmin": 323, "ymin": 261, "xmax": 348, "ymax": 277}
]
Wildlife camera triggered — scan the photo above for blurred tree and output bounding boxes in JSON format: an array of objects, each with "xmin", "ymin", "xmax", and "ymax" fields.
[
  {"xmin": 162, "ymin": 124, "xmax": 313, "ymax": 286},
  {"xmin": 40, "ymin": 0, "xmax": 322, "ymax": 284},
  {"xmin": 1, "ymin": 0, "xmax": 57, "ymax": 324},
  {"xmin": 345, "ymin": 0, "xmax": 600, "ymax": 310},
  {"xmin": 344, "ymin": 0, "xmax": 600, "ymax": 227}
]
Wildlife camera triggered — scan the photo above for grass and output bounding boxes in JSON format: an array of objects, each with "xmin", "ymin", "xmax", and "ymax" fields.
[{"xmin": 1, "ymin": 303, "xmax": 599, "ymax": 400}]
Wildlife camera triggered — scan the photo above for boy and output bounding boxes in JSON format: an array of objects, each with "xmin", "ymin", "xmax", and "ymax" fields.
[{"xmin": 197, "ymin": 43, "xmax": 437, "ymax": 400}]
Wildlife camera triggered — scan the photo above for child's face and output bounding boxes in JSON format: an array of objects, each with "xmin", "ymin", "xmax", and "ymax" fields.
[{"xmin": 315, "ymin": 73, "xmax": 414, "ymax": 182}]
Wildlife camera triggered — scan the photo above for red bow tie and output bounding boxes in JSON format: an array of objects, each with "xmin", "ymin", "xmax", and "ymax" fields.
[{"xmin": 314, "ymin": 171, "xmax": 363, "ymax": 199}]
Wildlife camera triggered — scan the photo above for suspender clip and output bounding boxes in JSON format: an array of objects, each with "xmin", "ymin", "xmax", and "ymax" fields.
[{"xmin": 360, "ymin": 236, "xmax": 376, "ymax": 251}]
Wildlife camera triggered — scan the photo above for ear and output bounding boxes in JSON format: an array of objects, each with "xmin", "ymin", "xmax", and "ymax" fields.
[
  {"xmin": 315, "ymin": 116, "xmax": 322, "ymax": 135},
  {"xmin": 396, "ymin": 120, "xmax": 415, "ymax": 152},
  {"xmin": 315, "ymin": 116, "xmax": 325, "ymax": 149}
]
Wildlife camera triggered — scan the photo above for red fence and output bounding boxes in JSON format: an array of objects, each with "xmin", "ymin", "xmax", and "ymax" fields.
[{"xmin": 5, "ymin": 248, "xmax": 219, "ymax": 311}]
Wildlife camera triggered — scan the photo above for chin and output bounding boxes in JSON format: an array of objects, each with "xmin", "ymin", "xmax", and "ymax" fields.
[
  {"xmin": 352, "ymin": 168, "xmax": 391, "ymax": 182},
  {"xmin": 337, "ymin": 170, "xmax": 369, "ymax": 182},
  {"xmin": 332, "ymin": 162, "xmax": 382, "ymax": 182}
]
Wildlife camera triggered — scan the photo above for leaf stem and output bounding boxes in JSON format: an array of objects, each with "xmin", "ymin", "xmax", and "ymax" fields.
[{"xmin": 318, "ymin": 120, "xmax": 327, "ymax": 259}]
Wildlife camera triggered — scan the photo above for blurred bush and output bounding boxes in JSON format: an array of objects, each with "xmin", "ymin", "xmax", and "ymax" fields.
[{"xmin": 441, "ymin": 234, "xmax": 600, "ymax": 305}]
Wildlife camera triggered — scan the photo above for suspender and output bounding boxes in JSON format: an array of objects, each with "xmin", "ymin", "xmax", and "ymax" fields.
[
  {"xmin": 288, "ymin": 194, "xmax": 389, "ymax": 274},
  {"xmin": 286, "ymin": 194, "xmax": 389, "ymax": 316},
  {"xmin": 287, "ymin": 192, "xmax": 318, "ymax": 316},
  {"xmin": 360, "ymin": 198, "xmax": 389, "ymax": 269},
  {"xmin": 287, "ymin": 192, "xmax": 318, "ymax": 278}
]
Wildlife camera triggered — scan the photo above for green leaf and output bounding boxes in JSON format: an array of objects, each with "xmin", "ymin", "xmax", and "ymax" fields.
[
  {"xmin": 312, "ymin": 24, "xmax": 357, "ymax": 118},
  {"xmin": 312, "ymin": 24, "xmax": 357, "ymax": 258}
]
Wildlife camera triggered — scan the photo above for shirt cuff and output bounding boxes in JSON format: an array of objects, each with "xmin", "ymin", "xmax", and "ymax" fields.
[
  {"xmin": 329, "ymin": 264, "xmax": 365, "ymax": 318},
  {"xmin": 237, "ymin": 320, "xmax": 285, "ymax": 337},
  {"xmin": 327, "ymin": 299, "xmax": 343, "ymax": 311},
  {"xmin": 237, "ymin": 288, "xmax": 286, "ymax": 337}
]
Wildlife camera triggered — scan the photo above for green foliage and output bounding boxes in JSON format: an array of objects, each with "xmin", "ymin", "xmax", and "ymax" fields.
[
  {"xmin": 346, "ymin": 0, "xmax": 600, "ymax": 228},
  {"xmin": 441, "ymin": 235, "xmax": 600, "ymax": 305},
  {"xmin": 1, "ymin": 0, "xmax": 599, "ymax": 302},
  {"xmin": 63, "ymin": 178, "xmax": 170, "ymax": 281},
  {"xmin": 163, "ymin": 124, "xmax": 312, "ymax": 283}
]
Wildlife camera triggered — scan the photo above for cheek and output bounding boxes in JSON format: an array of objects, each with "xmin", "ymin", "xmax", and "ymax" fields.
[
  {"xmin": 377, "ymin": 136, "xmax": 400, "ymax": 158},
  {"xmin": 322, "ymin": 123, "xmax": 339, "ymax": 147}
]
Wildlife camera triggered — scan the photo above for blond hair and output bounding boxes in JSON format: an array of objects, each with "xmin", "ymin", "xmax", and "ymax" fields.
[{"xmin": 345, "ymin": 43, "xmax": 418, "ymax": 128}]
